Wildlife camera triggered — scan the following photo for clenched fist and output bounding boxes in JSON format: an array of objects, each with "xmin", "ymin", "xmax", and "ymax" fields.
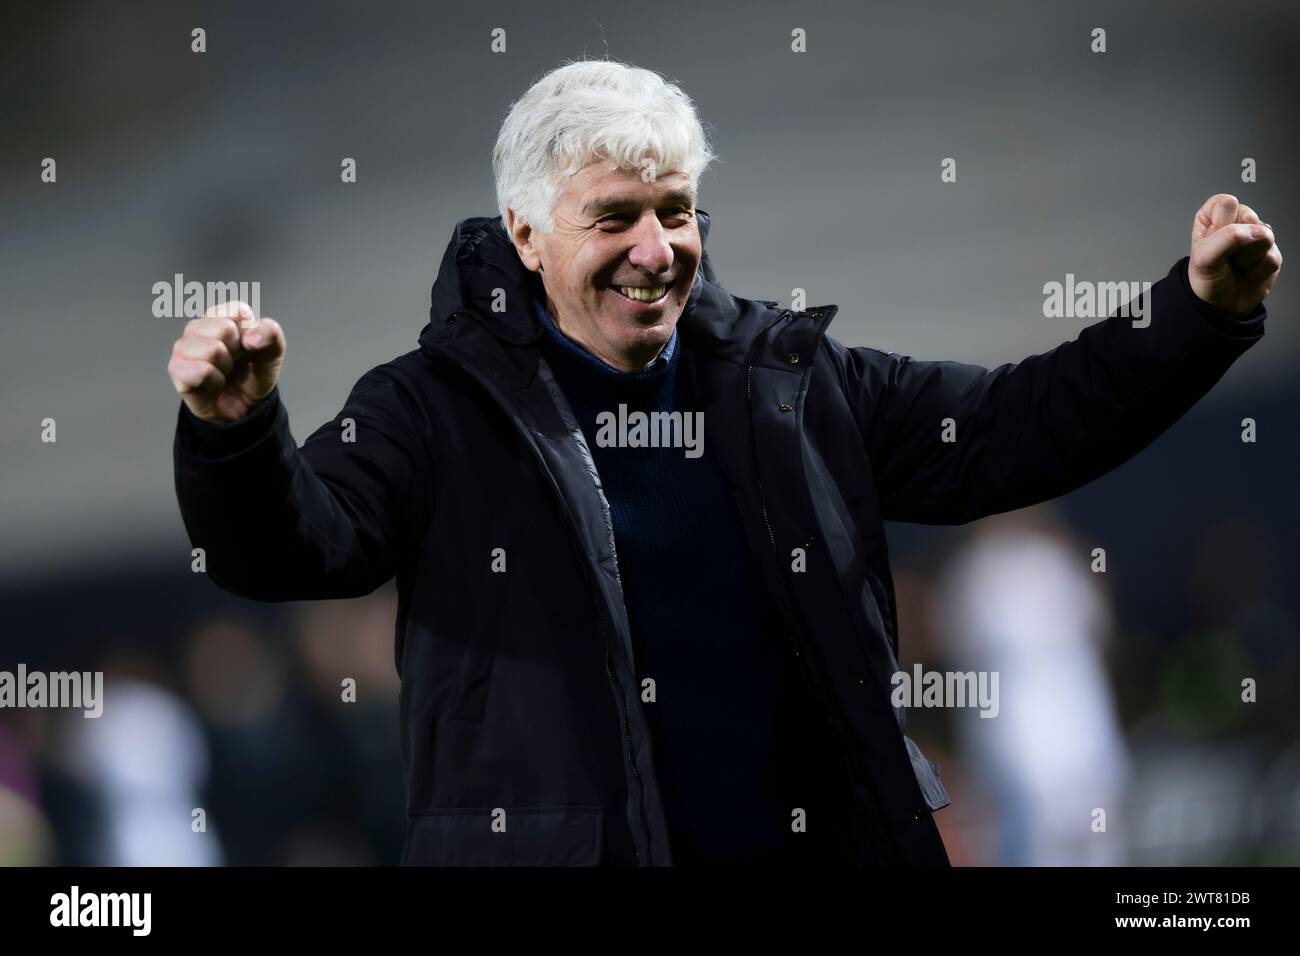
[
  {"xmin": 1189, "ymin": 193, "xmax": 1283, "ymax": 317},
  {"xmin": 167, "ymin": 300, "xmax": 286, "ymax": 423}
]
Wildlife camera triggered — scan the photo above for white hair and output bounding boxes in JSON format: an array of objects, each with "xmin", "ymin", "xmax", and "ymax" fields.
[{"xmin": 492, "ymin": 59, "xmax": 716, "ymax": 234}]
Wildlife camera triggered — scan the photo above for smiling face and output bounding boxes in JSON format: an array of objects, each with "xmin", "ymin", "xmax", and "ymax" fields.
[{"xmin": 506, "ymin": 161, "xmax": 702, "ymax": 372}]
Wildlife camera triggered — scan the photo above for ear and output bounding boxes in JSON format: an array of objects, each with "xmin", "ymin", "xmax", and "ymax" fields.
[{"xmin": 505, "ymin": 209, "xmax": 543, "ymax": 273}]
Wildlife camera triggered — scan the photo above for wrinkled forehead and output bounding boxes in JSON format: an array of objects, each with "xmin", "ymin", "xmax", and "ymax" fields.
[{"xmin": 560, "ymin": 162, "xmax": 696, "ymax": 213}]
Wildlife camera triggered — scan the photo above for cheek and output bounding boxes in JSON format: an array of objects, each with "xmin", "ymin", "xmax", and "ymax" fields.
[{"xmin": 588, "ymin": 252, "xmax": 615, "ymax": 288}]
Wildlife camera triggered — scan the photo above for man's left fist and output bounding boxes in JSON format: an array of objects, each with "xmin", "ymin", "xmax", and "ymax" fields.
[{"xmin": 1188, "ymin": 193, "xmax": 1283, "ymax": 318}]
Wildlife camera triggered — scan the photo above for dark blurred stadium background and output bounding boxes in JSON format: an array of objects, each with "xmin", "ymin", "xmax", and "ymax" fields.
[{"xmin": 1, "ymin": 0, "xmax": 1297, "ymax": 864}]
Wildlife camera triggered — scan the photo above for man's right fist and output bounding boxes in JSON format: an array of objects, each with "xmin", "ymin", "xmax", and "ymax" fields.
[{"xmin": 167, "ymin": 301, "xmax": 286, "ymax": 423}]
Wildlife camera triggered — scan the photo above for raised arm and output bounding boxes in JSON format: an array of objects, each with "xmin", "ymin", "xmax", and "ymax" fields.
[
  {"xmin": 168, "ymin": 302, "xmax": 432, "ymax": 601},
  {"xmin": 836, "ymin": 195, "xmax": 1280, "ymax": 525}
]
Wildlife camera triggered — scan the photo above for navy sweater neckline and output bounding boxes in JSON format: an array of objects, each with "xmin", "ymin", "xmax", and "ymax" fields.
[{"xmin": 533, "ymin": 295, "xmax": 680, "ymax": 409}]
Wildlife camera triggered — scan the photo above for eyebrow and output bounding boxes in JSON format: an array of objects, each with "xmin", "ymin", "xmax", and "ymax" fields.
[{"xmin": 581, "ymin": 188, "xmax": 697, "ymax": 219}]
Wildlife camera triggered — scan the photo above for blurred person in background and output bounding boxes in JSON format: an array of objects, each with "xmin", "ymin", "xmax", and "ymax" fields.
[
  {"xmin": 937, "ymin": 507, "xmax": 1130, "ymax": 865},
  {"xmin": 0, "ymin": 722, "xmax": 55, "ymax": 865},
  {"xmin": 289, "ymin": 591, "xmax": 405, "ymax": 864},
  {"xmin": 54, "ymin": 656, "xmax": 220, "ymax": 867},
  {"xmin": 183, "ymin": 617, "xmax": 335, "ymax": 865},
  {"xmin": 181, "ymin": 597, "xmax": 404, "ymax": 865}
]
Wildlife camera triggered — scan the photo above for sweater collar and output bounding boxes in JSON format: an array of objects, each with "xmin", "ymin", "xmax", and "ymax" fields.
[
  {"xmin": 532, "ymin": 288, "xmax": 678, "ymax": 376},
  {"xmin": 533, "ymin": 289, "xmax": 680, "ymax": 407}
]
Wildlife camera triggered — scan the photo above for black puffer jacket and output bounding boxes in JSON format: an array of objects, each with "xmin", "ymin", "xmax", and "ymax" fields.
[{"xmin": 173, "ymin": 211, "xmax": 1265, "ymax": 865}]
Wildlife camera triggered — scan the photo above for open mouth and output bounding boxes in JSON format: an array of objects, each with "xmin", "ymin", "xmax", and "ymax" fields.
[{"xmin": 611, "ymin": 284, "xmax": 670, "ymax": 304}]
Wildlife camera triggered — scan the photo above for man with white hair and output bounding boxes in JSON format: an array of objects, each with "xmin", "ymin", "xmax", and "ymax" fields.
[{"xmin": 168, "ymin": 60, "xmax": 1280, "ymax": 866}]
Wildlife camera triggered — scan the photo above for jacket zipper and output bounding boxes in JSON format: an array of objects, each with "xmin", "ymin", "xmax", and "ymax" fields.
[
  {"xmin": 542, "ymin": 455, "xmax": 652, "ymax": 866},
  {"xmin": 743, "ymin": 308, "xmax": 904, "ymax": 863},
  {"xmin": 431, "ymin": 322, "xmax": 653, "ymax": 865},
  {"xmin": 744, "ymin": 310, "xmax": 789, "ymax": 552}
]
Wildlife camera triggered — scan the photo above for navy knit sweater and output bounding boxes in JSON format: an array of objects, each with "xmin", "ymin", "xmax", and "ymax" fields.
[{"xmin": 534, "ymin": 294, "xmax": 849, "ymax": 864}]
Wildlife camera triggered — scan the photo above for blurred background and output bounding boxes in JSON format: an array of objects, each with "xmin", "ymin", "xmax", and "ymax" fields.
[{"xmin": 1, "ymin": 0, "xmax": 1297, "ymax": 865}]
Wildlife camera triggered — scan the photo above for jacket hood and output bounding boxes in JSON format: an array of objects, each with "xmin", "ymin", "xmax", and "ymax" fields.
[{"xmin": 420, "ymin": 210, "xmax": 826, "ymax": 371}]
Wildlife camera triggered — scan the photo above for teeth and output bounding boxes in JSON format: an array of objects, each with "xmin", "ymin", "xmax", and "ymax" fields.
[{"xmin": 617, "ymin": 285, "xmax": 667, "ymax": 302}]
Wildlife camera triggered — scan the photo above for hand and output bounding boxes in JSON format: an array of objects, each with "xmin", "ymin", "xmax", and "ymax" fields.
[
  {"xmin": 167, "ymin": 300, "xmax": 286, "ymax": 423},
  {"xmin": 1188, "ymin": 193, "xmax": 1283, "ymax": 317}
]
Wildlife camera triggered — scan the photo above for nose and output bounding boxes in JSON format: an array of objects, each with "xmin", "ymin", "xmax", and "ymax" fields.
[{"xmin": 625, "ymin": 213, "xmax": 674, "ymax": 276}]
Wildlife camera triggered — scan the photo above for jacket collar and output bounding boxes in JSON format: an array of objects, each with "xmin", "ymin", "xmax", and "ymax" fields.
[{"xmin": 419, "ymin": 210, "xmax": 837, "ymax": 386}]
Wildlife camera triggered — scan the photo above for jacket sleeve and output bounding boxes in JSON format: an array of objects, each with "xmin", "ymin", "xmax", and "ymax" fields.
[
  {"xmin": 837, "ymin": 256, "xmax": 1267, "ymax": 525},
  {"xmin": 172, "ymin": 367, "xmax": 434, "ymax": 601}
]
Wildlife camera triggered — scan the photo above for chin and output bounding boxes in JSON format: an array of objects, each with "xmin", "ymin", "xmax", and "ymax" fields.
[{"xmin": 621, "ymin": 320, "xmax": 675, "ymax": 348}]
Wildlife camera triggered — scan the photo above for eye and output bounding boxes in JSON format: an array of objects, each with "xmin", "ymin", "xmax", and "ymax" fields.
[
  {"xmin": 661, "ymin": 207, "xmax": 694, "ymax": 226},
  {"xmin": 597, "ymin": 213, "xmax": 635, "ymax": 228}
]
